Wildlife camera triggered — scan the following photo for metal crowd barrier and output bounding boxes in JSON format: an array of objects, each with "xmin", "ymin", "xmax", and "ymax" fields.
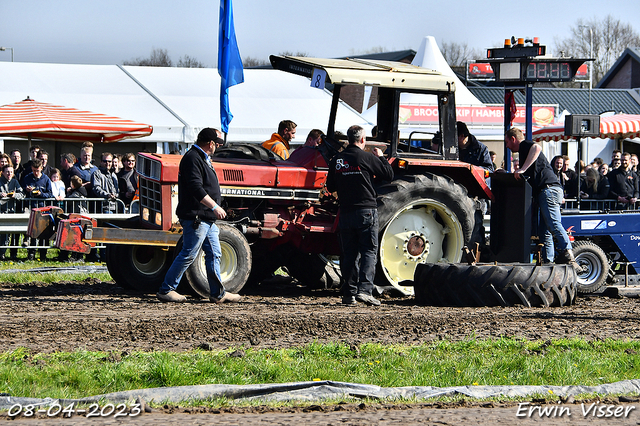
[
  {"xmin": 562, "ymin": 198, "xmax": 640, "ymax": 213},
  {"xmin": 0, "ymin": 197, "xmax": 138, "ymax": 245}
]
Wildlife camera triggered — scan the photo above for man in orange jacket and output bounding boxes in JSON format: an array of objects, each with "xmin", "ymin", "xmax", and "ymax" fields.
[{"xmin": 261, "ymin": 120, "xmax": 297, "ymax": 160}]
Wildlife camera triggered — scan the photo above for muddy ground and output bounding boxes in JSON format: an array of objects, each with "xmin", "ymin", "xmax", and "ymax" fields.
[{"xmin": 2, "ymin": 277, "xmax": 640, "ymax": 424}]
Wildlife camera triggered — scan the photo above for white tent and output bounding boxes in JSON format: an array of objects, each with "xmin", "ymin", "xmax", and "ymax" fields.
[
  {"xmin": 362, "ymin": 35, "xmax": 484, "ymax": 123},
  {"xmin": 123, "ymin": 66, "xmax": 370, "ymax": 144},
  {"xmin": 406, "ymin": 35, "xmax": 483, "ymax": 106},
  {"xmin": 0, "ymin": 62, "xmax": 370, "ymax": 151},
  {"xmin": 0, "ymin": 62, "xmax": 185, "ymax": 144}
]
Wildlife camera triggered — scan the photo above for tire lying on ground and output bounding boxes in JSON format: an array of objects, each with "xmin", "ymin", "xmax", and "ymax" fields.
[
  {"xmin": 572, "ymin": 240, "xmax": 610, "ymax": 294},
  {"xmin": 183, "ymin": 222, "xmax": 251, "ymax": 298},
  {"xmin": 375, "ymin": 173, "xmax": 482, "ymax": 296},
  {"xmin": 413, "ymin": 262, "xmax": 577, "ymax": 307},
  {"xmin": 106, "ymin": 244, "xmax": 174, "ymax": 293}
]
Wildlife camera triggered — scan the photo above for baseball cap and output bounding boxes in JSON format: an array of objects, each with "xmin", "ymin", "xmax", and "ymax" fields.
[{"xmin": 197, "ymin": 127, "xmax": 220, "ymax": 144}]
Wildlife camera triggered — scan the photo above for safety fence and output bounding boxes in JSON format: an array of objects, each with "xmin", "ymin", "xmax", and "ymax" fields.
[{"xmin": 562, "ymin": 198, "xmax": 640, "ymax": 213}]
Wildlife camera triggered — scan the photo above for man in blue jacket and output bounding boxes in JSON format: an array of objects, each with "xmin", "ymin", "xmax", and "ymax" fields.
[
  {"xmin": 157, "ymin": 128, "xmax": 241, "ymax": 303},
  {"xmin": 22, "ymin": 158, "xmax": 53, "ymax": 261},
  {"xmin": 326, "ymin": 125, "xmax": 394, "ymax": 306}
]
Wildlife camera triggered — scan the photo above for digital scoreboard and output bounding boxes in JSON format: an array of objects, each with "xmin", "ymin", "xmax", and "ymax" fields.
[
  {"xmin": 490, "ymin": 59, "xmax": 586, "ymax": 83},
  {"xmin": 485, "ymin": 38, "xmax": 590, "ymax": 83}
]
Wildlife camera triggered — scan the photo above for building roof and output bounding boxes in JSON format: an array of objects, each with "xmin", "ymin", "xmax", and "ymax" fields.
[
  {"xmin": 596, "ymin": 47, "xmax": 640, "ymax": 89},
  {"xmin": 340, "ymin": 50, "xmax": 416, "ymax": 63},
  {"xmin": 468, "ymin": 87, "xmax": 640, "ymax": 115}
]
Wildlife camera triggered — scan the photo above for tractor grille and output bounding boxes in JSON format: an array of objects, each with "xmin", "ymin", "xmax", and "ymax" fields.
[
  {"xmin": 137, "ymin": 154, "xmax": 161, "ymax": 180},
  {"xmin": 223, "ymin": 169, "xmax": 244, "ymax": 182},
  {"xmin": 139, "ymin": 177, "xmax": 162, "ymax": 218}
]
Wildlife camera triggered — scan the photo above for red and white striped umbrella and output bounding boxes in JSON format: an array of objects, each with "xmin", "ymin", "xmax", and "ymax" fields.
[
  {"xmin": 0, "ymin": 98, "xmax": 153, "ymax": 143},
  {"xmin": 532, "ymin": 114, "xmax": 640, "ymax": 142}
]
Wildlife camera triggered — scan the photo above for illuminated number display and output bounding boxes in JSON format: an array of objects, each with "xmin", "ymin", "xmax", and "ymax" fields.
[{"xmin": 525, "ymin": 62, "xmax": 572, "ymax": 81}]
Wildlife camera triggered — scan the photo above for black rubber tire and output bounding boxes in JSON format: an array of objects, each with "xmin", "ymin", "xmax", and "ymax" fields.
[
  {"xmin": 183, "ymin": 222, "xmax": 251, "ymax": 297},
  {"xmin": 105, "ymin": 244, "xmax": 127, "ymax": 287},
  {"xmin": 106, "ymin": 244, "xmax": 174, "ymax": 293},
  {"xmin": 285, "ymin": 252, "xmax": 341, "ymax": 289},
  {"xmin": 375, "ymin": 173, "xmax": 479, "ymax": 295},
  {"xmin": 413, "ymin": 262, "xmax": 577, "ymax": 307},
  {"xmin": 573, "ymin": 240, "xmax": 610, "ymax": 294}
]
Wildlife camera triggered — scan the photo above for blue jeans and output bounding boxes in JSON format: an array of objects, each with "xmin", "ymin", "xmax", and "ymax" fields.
[
  {"xmin": 538, "ymin": 185, "xmax": 572, "ymax": 262},
  {"xmin": 159, "ymin": 219, "xmax": 225, "ymax": 299},
  {"xmin": 339, "ymin": 209, "xmax": 379, "ymax": 297}
]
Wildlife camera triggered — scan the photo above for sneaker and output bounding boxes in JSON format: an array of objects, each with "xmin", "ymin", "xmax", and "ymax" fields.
[
  {"xmin": 355, "ymin": 293, "xmax": 381, "ymax": 306},
  {"xmin": 342, "ymin": 295, "xmax": 357, "ymax": 305},
  {"xmin": 156, "ymin": 291, "xmax": 187, "ymax": 303},
  {"xmin": 211, "ymin": 292, "xmax": 242, "ymax": 303}
]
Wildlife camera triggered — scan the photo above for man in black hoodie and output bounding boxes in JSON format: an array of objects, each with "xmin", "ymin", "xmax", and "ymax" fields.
[
  {"xmin": 326, "ymin": 125, "xmax": 394, "ymax": 306},
  {"xmin": 157, "ymin": 128, "xmax": 241, "ymax": 304}
]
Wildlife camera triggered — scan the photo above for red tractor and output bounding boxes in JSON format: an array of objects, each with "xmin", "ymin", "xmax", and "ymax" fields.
[
  {"xmin": 38, "ymin": 55, "xmax": 564, "ymax": 302},
  {"xmin": 91, "ymin": 55, "xmax": 491, "ymax": 298}
]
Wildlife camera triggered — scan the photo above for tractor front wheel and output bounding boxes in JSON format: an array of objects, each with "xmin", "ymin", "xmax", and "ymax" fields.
[
  {"xmin": 183, "ymin": 222, "xmax": 252, "ymax": 297},
  {"xmin": 106, "ymin": 244, "xmax": 174, "ymax": 293}
]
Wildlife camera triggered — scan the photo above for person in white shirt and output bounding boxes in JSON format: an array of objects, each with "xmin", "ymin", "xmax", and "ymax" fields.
[{"xmin": 49, "ymin": 168, "xmax": 66, "ymax": 201}]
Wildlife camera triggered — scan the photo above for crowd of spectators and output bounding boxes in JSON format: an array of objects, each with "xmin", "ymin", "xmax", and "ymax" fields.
[
  {"xmin": 0, "ymin": 142, "xmax": 139, "ymax": 262},
  {"xmin": 550, "ymin": 149, "xmax": 640, "ymax": 209}
]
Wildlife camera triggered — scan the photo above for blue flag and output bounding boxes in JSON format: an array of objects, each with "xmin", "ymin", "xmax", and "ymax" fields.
[{"xmin": 218, "ymin": 0, "xmax": 244, "ymax": 134}]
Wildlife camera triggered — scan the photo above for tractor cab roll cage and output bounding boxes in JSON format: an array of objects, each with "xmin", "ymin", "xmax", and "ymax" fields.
[{"xmin": 269, "ymin": 55, "xmax": 459, "ymax": 160}]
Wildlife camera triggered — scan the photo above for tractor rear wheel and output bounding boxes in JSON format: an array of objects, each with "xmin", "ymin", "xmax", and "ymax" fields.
[
  {"xmin": 573, "ymin": 240, "xmax": 610, "ymax": 294},
  {"xmin": 183, "ymin": 222, "xmax": 251, "ymax": 297},
  {"xmin": 376, "ymin": 173, "xmax": 480, "ymax": 295},
  {"xmin": 106, "ymin": 244, "xmax": 174, "ymax": 293},
  {"xmin": 413, "ymin": 262, "xmax": 577, "ymax": 307}
]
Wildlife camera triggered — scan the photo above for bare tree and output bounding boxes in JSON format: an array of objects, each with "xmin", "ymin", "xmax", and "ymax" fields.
[
  {"xmin": 554, "ymin": 15, "xmax": 640, "ymax": 85},
  {"xmin": 123, "ymin": 48, "xmax": 173, "ymax": 67},
  {"xmin": 279, "ymin": 51, "xmax": 310, "ymax": 57},
  {"xmin": 177, "ymin": 55, "xmax": 205, "ymax": 68},
  {"xmin": 441, "ymin": 41, "xmax": 482, "ymax": 67},
  {"xmin": 243, "ymin": 56, "xmax": 270, "ymax": 67}
]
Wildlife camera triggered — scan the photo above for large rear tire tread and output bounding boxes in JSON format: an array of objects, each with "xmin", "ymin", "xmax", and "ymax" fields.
[
  {"xmin": 413, "ymin": 262, "xmax": 577, "ymax": 307},
  {"xmin": 572, "ymin": 240, "xmax": 610, "ymax": 294}
]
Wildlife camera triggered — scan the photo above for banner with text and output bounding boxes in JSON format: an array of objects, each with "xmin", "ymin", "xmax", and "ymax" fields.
[{"xmin": 399, "ymin": 105, "xmax": 557, "ymax": 126}]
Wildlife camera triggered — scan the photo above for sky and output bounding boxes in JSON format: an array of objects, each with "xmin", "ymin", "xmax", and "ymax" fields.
[{"xmin": 0, "ymin": 0, "xmax": 638, "ymax": 66}]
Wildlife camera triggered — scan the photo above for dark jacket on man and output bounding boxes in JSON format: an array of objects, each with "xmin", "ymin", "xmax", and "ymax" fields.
[
  {"xmin": 176, "ymin": 145, "xmax": 221, "ymax": 222},
  {"xmin": 608, "ymin": 168, "xmax": 639, "ymax": 200},
  {"xmin": 459, "ymin": 134, "xmax": 494, "ymax": 171},
  {"xmin": 326, "ymin": 144, "xmax": 394, "ymax": 212},
  {"xmin": 117, "ymin": 168, "xmax": 138, "ymax": 205}
]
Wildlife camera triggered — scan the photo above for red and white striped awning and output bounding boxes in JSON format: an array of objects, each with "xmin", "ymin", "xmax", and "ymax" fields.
[
  {"xmin": 0, "ymin": 98, "xmax": 153, "ymax": 143},
  {"xmin": 532, "ymin": 114, "xmax": 640, "ymax": 142}
]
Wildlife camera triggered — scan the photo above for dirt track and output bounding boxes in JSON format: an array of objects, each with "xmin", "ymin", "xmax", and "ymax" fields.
[
  {"xmin": 2, "ymin": 277, "xmax": 640, "ymax": 425},
  {"xmin": 2, "ymin": 277, "xmax": 640, "ymax": 353}
]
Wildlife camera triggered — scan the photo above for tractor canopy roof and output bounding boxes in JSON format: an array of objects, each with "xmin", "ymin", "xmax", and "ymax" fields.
[{"xmin": 269, "ymin": 55, "xmax": 457, "ymax": 93}]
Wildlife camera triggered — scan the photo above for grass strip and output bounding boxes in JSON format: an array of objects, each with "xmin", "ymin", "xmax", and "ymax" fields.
[
  {"xmin": 0, "ymin": 271, "xmax": 112, "ymax": 284},
  {"xmin": 1, "ymin": 338, "xmax": 639, "ymax": 401}
]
